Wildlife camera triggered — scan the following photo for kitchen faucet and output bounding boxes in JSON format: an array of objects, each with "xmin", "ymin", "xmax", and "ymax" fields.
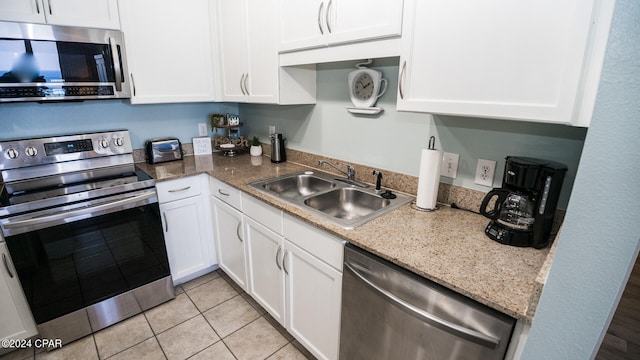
[{"xmin": 318, "ymin": 160, "xmax": 368, "ymax": 188}]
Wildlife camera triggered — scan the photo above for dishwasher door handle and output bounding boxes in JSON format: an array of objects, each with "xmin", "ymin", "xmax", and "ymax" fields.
[{"xmin": 344, "ymin": 263, "xmax": 501, "ymax": 349}]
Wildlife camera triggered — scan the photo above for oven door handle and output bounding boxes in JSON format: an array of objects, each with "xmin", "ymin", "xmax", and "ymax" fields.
[{"xmin": 3, "ymin": 191, "xmax": 156, "ymax": 230}]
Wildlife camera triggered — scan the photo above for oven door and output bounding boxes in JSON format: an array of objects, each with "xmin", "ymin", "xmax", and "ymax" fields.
[{"xmin": 1, "ymin": 189, "xmax": 170, "ymax": 326}]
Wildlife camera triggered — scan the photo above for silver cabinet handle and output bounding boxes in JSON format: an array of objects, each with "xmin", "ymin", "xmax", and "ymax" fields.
[
  {"xmin": 168, "ymin": 186, "xmax": 191, "ymax": 193},
  {"xmin": 130, "ymin": 73, "xmax": 136, "ymax": 96},
  {"xmin": 275, "ymin": 245, "xmax": 282, "ymax": 270},
  {"xmin": 344, "ymin": 263, "xmax": 500, "ymax": 349},
  {"xmin": 317, "ymin": 1, "xmax": 324, "ymax": 35},
  {"xmin": 109, "ymin": 37, "xmax": 123, "ymax": 92},
  {"xmin": 162, "ymin": 212, "xmax": 168, "ymax": 232},
  {"xmin": 244, "ymin": 74, "xmax": 250, "ymax": 96},
  {"xmin": 240, "ymin": 74, "xmax": 246, "ymax": 95},
  {"xmin": 399, "ymin": 61, "xmax": 407, "ymax": 100},
  {"xmin": 35, "ymin": 0, "xmax": 40, "ymax": 13},
  {"xmin": 2, "ymin": 253, "xmax": 14, "ymax": 278},
  {"xmin": 48, "ymin": 0, "xmax": 53, "ymax": 15},
  {"xmin": 282, "ymin": 250, "xmax": 289, "ymax": 275},
  {"xmin": 325, "ymin": 0, "xmax": 332, "ymax": 33},
  {"xmin": 218, "ymin": 189, "xmax": 230, "ymax": 196},
  {"xmin": 236, "ymin": 222, "xmax": 243, "ymax": 242}
]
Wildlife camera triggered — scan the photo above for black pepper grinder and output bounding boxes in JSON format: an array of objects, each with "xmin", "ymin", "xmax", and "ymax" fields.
[{"xmin": 270, "ymin": 133, "xmax": 286, "ymax": 163}]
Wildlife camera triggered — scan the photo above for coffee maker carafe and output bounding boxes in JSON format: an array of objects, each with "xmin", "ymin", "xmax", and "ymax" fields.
[{"xmin": 480, "ymin": 156, "xmax": 567, "ymax": 248}]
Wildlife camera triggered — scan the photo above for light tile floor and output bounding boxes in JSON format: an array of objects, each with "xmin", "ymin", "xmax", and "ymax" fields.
[{"xmin": 1, "ymin": 270, "xmax": 315, "ymax": 360}]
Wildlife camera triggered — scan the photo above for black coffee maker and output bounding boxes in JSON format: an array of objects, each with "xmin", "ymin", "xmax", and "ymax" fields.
[{"xmin": 480, "ymin": 156, "xmax": 567, "ymax": 248}]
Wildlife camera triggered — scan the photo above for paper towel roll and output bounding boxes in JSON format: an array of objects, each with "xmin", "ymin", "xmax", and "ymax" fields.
[{"xmin": 416, "ymin": 148, "xmax": 442, "ymax": 210}]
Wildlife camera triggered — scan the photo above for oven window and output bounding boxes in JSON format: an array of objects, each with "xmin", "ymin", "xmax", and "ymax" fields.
[
  {"xmin": 5, "ymin": 203, "xmax": 170, "ymax": 325},
  {"xmin": 0, "ymin": 39, "xmax": 116, "ymax": 84}
]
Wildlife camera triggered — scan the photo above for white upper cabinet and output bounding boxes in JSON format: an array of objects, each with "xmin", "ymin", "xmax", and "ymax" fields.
[
  {"xmin": 0, "ymin": 0, "xmax": 120, "ymax": 29},
  {"xmin": 397, "ymin": 0, "xmax": 614, "ymax": 126},
  {"xmin": 0, "ymin": 0, "xmax": 46, "ymax": 23},
  {"xmin": 216, "ymin": 0, "xmax": 277, "ymax": 103},
  {"xmin": 118, "ymin": 0, "xmax": 217, "ymax": 104},
  {"xmin": 216, "ymin": 0, "xmax": 316, "ymax": 104},
  {"xmin": 278, "ymin": 0, "xmax": 404, "ymax": 53}
]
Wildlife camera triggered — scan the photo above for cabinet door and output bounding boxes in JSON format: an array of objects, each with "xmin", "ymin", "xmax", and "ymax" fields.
[
  {"xmin": 285, "ymin": 241, "xmax": 342, "ymax": 360},
  {"xmin": 212, "ymin": 197, "xmax": 247, "ymax": 290},
  {"xmin": 327, "ymin": 0, "xmax": 403, "ymax": 46},
  {"xmin": 160, "ymin": 196, "xmax": 215, "ymax": 285},
  {"xmin": 42, "ymin": 0, "xmax": 120, "ymax": 29},
  {"xmin": 119, "ymin": 0, "xmax": 216, "ymax": 104},
  {"xmin": 245, "ymin": 0, "xmax": 279, "ymax": 103},
  {"xmin": 0, "ymin": 242, "xmax": 37, "ymax": 342},
  {"xmin": 0, "ymin": 0, "xmax": 46, "ymax": 23},
  {"xmin": 216, "ymin": 0, "xmax": 250, "ymax": 102},
  {"xmin": 397, "ymin": 0, "xmax": 596, "ymax": 125},
  {"xmin": 278, "ymin": 0, "xmax": 327, "ymax": 52},
  {"xmin": 245, "ymin": 217, "xmax": 285, "ymax": 324}
]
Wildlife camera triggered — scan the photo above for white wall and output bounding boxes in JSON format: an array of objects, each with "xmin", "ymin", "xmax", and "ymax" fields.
[
  {"xmin": 239, "ymin": 58, "xmax": 587, "ymax": 209},
  {"xmin": 521, "ymin": 0, "xmax": 640, "ymax": 358}
]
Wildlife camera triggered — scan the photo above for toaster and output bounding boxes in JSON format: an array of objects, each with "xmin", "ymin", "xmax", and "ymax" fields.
[{"xmin": 145, "ymin": 138, "xmax": 183, "ymax": 164}]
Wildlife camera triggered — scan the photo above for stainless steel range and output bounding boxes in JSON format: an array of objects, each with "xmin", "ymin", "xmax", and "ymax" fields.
[{"xmin": 0, "ymin": 130, "xmax": 173, "ymax": 345}]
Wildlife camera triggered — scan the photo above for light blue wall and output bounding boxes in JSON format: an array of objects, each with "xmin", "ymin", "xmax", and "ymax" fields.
[
  {"xmin": 521, "ymin": 0, "xmax": 640, "ymax": 358},
  {"xmin": 0, "ymin": 101, "xmax": 238, "ymax": 149},
  {"xmin": 239, "ymin": 58, "xmax": 587, "ymax": 209}
]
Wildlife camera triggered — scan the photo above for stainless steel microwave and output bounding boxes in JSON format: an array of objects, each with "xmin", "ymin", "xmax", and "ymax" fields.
[{"xmin": 0, "ymin": 21, "xmax": 130, "ymax": 102}]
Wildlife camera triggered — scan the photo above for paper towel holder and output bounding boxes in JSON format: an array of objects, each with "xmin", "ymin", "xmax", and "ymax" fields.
[{"xmin": 413, "ymin": 136, "xmax": 441, "ymax": 212}]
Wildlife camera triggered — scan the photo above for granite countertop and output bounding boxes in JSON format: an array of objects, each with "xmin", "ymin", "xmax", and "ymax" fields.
[{"xmin": 137, "ymin": 154, "xmax": 551, "ymax": 321}]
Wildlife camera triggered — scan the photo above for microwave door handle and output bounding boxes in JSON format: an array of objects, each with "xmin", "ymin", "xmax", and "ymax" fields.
[{"xmin": 109, "ymin": 37, "xmax": 123, "ymax": 92}]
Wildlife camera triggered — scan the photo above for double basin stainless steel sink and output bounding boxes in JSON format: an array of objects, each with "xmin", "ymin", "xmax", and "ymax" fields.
[{"xmin": 249, "ymin": 170, "xmax": 413, "ymax": 229}]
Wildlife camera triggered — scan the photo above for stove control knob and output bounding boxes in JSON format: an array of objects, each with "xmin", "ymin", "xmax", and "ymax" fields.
[
  {"xmin": 115, "ymin": 137, "xmax": 124, "ymax": 147},
  {"xmin": 99, "ymin": 139, "xmax": 110, "ymax": 149},
  {"xmin": 5, "ymin": 148, "xmax": 18, "ymax": 159},
  {"xmin": 25, "ymin": 146, "xmax": 38, "ymax": 157}
]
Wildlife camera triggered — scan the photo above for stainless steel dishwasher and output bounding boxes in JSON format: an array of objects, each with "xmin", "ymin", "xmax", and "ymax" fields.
[{"xmin": 340, "ymin": 244, "xmax": 515, "ymax": 360}]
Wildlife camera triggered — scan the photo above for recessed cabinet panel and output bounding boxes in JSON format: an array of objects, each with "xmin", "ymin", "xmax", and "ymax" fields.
[
  {"xmin": 160, "ymin": 197, "xmax": 214, "ymax": 284},
  {"xmin": 212, "ymin": 197, "xmax": 247, "ymax": 289},
  {"xmin": 245, "ymin": 217, "xmax": 285, "ymax": 324},
  {"xmin": 285, "ymin": 240, "xmax": 342, "ymax": 360},
  {"xmin": 0, "ymin": 0, "xmax": 119, "ymax": 29},
  {"xmin": 398, "ymin": 0, "xmax": 601, "ymax": 125},
  {"xmin": 328, "ymin": 0, "xmax": 403, "ymax": 46},
  {"xmin": 0, "ymin": 0, "xmax": 46, "ymax": 23},
  {"xmin": 158, "ymin": 176, "xmax": 215, "ymax": 285},
  {"xmin": 216, "ymin": 0, "xmax": 250, "ymax": 102},
  {"xmin": 278, "ymin": 0, "xmax": 403, "ymax": 53},
  {"xmin": 119, "ymin": 0, "xmax": 216, "ymax": 103},
  {"xmin": 42, "ymin": 0, "xmax": 120, "ymax": 29},
  {"xmin": 278, "ymin": 0, "xmax": 327, "ymax": 52},
  {"xmin": 244, "ymin": 0, "xmax": 279, "ymax": 103}
]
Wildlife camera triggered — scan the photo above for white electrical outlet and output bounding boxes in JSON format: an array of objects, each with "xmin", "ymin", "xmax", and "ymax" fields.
[
  {"xmin": 269, "ymin": 125, "xmax": 276, "ymax": 135},
  {"xmin": 440, "ymin": 152, "xmax": 460, "ymax": 178},
  {"xmin": 198, "ymin": 123, "xmax": 208, "ymax": 136},
  {"xmin": 475, "ymin": 159, "xmax": 497, "ymax": 187}
]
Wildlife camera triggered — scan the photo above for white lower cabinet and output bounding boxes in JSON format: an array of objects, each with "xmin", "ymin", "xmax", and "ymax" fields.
[
  {"xmin": 283, "ymin": 240, "xmax": 342, "ymax": 360},
  {"xmin": 157, "ymin": 175, "xmax": 216, "ymax": 285},
  {"xmin": 242, "ymin": 192, "xmax": 343, "ymax": 360},
  {"xmin": 0, "ymin": 241, "xmax": 37, "ymax": 345},
  {"xmin": 212, "ymin": 196, "xmax": 247, "ymax": 290},
  {"xmin": 244, "ymin": 216, "xmax": 285, "ymax": 324}
]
